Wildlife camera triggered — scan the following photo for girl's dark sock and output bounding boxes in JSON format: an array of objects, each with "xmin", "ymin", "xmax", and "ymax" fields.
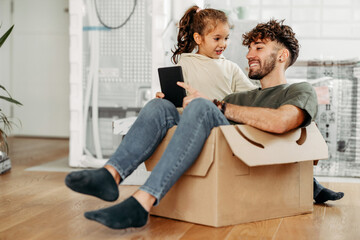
[
  {"xmin": 84, "ymin": 196, "xmax": 149, "ymax": 229},
  {"xmin": 65, "ymin": 168, "xmax": 119, "ymax": 202}
]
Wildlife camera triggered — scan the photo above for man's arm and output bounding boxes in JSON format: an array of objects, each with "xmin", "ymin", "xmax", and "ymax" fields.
[
  {"xmin": 224, "ymin": 103, "xmax": 305, "ymax": 134},
  {"xmin": 177, "ymin": 81, "xmax": 307, "ymax": 134}
]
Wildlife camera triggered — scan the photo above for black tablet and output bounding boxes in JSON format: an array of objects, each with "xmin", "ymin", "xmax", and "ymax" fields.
[{"xmin": 158, "ymin": 66, "xmax": 186, "ymax": 107}]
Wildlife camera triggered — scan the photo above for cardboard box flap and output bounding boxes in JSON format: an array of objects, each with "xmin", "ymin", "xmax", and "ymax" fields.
[
  {"xmin": 145, "ymin": 127, "xmax": 216, "ymax": 177},
  {"xmin": 220, "ymin": 122, "xmax": 328, "ymax": 167}
]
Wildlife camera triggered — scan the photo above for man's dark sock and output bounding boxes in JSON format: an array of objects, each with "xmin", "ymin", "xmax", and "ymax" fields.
[
  {"xmin": 65, "ymin": 168, "xmax": 119, "ymax": 202},
  {"xmin": 315, "ymin": 188, "xmax": 344, "ymax": 204},
  {"xmin": 84, "ymin": 196, "xmax": 149, "ymax": 229}
]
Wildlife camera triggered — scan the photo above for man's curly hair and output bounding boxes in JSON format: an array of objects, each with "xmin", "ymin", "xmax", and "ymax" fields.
[{"xmin": 242, "ymin": 19, "xmax": 299, "ymax": 67}]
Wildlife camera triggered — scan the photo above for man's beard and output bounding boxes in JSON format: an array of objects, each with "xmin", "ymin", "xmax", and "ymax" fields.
[{"xmin": 248, "ymin": 52, "xmax": 277, "ymax": 80}]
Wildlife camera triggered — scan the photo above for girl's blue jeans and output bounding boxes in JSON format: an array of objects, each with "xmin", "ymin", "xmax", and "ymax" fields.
[{"xmin": 106, "ymin": 98, "xmax": 229, "ymax": 205}]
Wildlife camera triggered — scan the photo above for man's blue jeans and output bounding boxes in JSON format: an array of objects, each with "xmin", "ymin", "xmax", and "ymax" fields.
[
  {"xmin": 106, "ymin": 98, "xmax": 323, "ymax": 204},
  {"xmin": 106, "ymin": 98, "xmax": 229, "ymax": 205}
]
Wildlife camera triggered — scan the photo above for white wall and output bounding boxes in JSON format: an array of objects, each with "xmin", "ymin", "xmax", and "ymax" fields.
[{"xmin": 1, "ymin": 0, "xmax": 70, "ymax": 137}]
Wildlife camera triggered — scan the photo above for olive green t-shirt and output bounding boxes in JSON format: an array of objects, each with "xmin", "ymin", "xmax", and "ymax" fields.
[{"xmin": 223, "ymin": 82, "xmax": 318, "ymax": 127}]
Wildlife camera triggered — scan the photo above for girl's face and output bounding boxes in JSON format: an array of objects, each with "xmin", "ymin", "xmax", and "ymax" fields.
[{"xmin": 195, "ymin": 22, "xmax": 230, "ymax": 59}]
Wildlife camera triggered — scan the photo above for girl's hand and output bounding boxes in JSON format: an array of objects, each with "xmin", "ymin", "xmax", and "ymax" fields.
[
  {"xmin": 155, "ymin": 92, "xmax": 165, "ymax": 99},
  {"xmin": 177, "ymin": 82, "xmax": 209, "ymax": 109}
]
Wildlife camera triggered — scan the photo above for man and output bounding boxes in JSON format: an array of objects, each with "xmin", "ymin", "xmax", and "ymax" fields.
[{"xmin": 65, "ymin": 19, "xmax": 343, "ymax": 230}]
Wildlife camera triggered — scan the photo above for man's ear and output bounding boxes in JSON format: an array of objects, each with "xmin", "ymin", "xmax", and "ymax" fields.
[
  {"xmin": 193, "ymin": 32, "xmax": 202, "ymax": 45},
  {"xmin": 278, "ymin": 48, "xmax": 290, "ymax": 62}
]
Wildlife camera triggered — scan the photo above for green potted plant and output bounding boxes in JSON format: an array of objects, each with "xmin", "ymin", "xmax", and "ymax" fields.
[{"xmin": 0, "ymin": 25, "xmax": 22, "ymax": 174}]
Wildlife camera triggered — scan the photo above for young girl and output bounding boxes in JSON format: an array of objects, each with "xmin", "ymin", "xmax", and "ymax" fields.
[{"xmin": 158, "ymin": 5, "xmax": 255, "ymax": 100}]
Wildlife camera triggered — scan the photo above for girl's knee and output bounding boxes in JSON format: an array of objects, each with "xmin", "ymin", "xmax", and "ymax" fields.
[{"xmin": 146, "ymin": 98, "xmax": 173, "ymax": 110}]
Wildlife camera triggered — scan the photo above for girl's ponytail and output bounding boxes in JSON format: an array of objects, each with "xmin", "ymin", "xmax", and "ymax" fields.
[{"xmin": 171, "ymin": 6, "xmax": 199, "ymax": 64}]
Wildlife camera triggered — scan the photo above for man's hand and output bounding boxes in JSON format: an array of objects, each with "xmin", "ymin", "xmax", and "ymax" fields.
[
  {"xmin": 155, "ymin": 92, "xmax": 165, "ymax": 99},
  {"xmin": 177, "ymin": 82, "xmax": 210, "ymax": 109}
]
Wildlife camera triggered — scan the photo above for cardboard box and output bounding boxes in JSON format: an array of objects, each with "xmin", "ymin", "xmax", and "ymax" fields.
[{"xmin": 145, "ymin": 122, "xmax": 328, "ymax": 227}]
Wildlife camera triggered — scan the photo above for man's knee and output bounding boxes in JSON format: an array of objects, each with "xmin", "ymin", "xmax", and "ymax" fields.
[
  {"xmin": 182, "ymin": 98, "xmax": 218, "ymax": 120},
  {"xmin": 186, "ymin": 98, "xmax": 214, "ymax": 112},
  {"xmin": 183, "ymin": 98, "xmax": 228, "ymax": 127}
]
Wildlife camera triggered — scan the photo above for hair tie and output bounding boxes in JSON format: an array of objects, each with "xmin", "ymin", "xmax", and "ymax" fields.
[{"xmin": 196, "ymin": 8, "xmax": 202, "ymax": 13}]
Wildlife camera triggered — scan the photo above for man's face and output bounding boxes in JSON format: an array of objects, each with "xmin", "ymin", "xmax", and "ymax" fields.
[{"xmin": 246, "ymin": 39, "xmax": 279, "ymax": 80}]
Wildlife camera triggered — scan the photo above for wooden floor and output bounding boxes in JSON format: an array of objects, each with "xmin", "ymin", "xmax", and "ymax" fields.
[{"xmin": 1, "ymin": 137, "xmax": 359, "ymax": 240}]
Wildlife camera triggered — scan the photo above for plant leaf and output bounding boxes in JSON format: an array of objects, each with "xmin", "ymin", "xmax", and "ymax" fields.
[
  {"xmin": 0, "ymin": 112, "xmax": 12, "ymax": 132},
  {"xmin": 0, "ymin": 25, "xmax": 14, "ymax": 48},
  {"xmin": 0, "ymin": 84, "xmax": 12, "ymax": 97},
  {"xmin": 0, "ymin": 95, "xmax": 22, "ymax": 105},
  {"xmin": 0, "ymin": 84, "xmax": 23, "ymax": 105},
  {"xmin": 0, "ymin": 129, "xmax": 9, "ymax": 154}
]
